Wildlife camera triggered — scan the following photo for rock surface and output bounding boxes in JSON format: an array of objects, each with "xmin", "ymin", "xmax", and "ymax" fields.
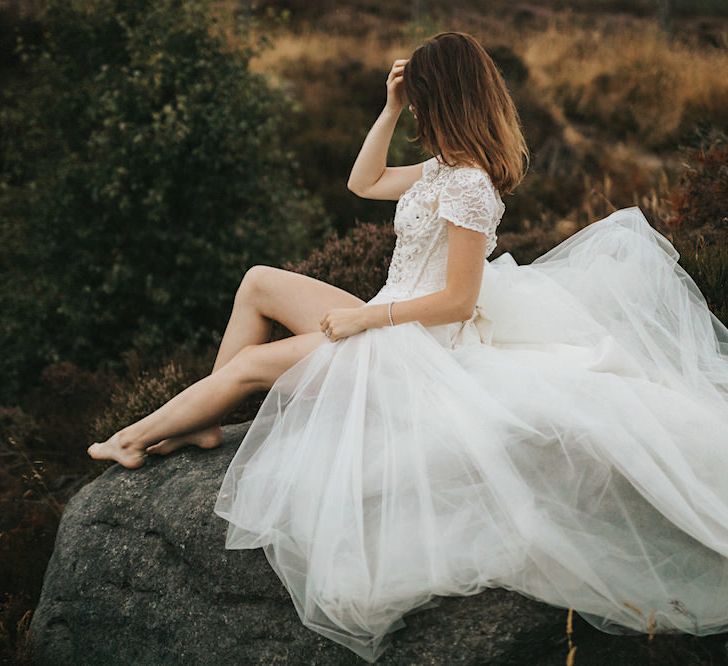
[{"xmin": 29, "ymin": 423, "xmax": 728, "ymax": 665}]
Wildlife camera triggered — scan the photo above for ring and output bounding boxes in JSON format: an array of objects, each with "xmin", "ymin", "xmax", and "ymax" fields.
[{"xmin": 325, "ymin": 329, "xmax": 331, "ymax": 338}]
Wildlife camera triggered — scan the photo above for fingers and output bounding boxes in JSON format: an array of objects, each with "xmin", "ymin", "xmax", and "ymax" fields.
[
  {"xmin": 387, "ymin": 71, "xmax": 405, "ymax": 87},
  {"xmin": 388, "ymin": 76, "xmax": 403, "ymax": 89},
  {"xmin": 320, "ymin": 313, "xmax": 332, "ymax": 338},
  {"xmin": 387, "ymin": 58, "xmax": 409, "ymax": 80},
  {"xmin": 319, "ymin": 313, "xmax": 339, "ymax": 341},
  {"xmin": 321, "ymin": 323, "xmax": 335, "ymax": 340}
]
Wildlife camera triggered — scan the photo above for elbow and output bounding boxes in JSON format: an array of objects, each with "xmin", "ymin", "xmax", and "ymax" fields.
[
  {"xmin": 442, "ymin": 288, "xmax": 476, "ymax": 322},
  {"xmin": 454, "ymin": 298, "xmax": 477, "ymax": 322},
  {"xmin": 347, "ymin": 179, "xmax": 363, "ymax": 196}
]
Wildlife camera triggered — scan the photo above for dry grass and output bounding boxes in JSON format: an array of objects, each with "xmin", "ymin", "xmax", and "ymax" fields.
[
  {"xmin": 234, "ymin": 12, "xmax": 728, "ymax": 228},
  {"xmin": 519, "ymin": 19, "xmax": 728, "ymax": 147},
  {"xmin": 566, "ymin": 607, "xmax": 577, "ymax": 664},
  {"xmin": 240, "ymin": 11, "xmax": 728, "ymax": 152},
  {"xmin": 246, "ymin": 29, "xmax": 434, "ymax": 83}
]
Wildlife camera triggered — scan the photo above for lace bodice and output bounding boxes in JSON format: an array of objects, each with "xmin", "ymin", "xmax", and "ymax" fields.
[{"xmin": 368, "ymin": 155, "xmax": 505, "ymax": 306}]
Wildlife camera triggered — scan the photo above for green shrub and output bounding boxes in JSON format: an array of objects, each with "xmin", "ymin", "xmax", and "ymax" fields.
[{"xmin": 0, "ymin": 0, "xmax": 333, "ymax": 405}]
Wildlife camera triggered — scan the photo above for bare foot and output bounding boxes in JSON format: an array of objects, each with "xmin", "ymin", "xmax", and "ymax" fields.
[
  {"xmin": 87, "ymin": 429, "xmax": 148, "ymax": 469},
  {"xmin": 145, "ymin": 424, "xmax": 224, "ymax": 456}
]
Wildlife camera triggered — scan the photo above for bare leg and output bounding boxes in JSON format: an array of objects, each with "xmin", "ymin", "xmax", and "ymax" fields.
[
  {"xmin": 214, "ymin": 264, "xmax": 366, "ymax": 366},
  {"xmin": 143, "ymin": 265, "xmax": 275, "ymax": 456},
  {"xmin": 144, "ymin": 265, "xmax": 366, "ymax": 455},
  {"xmin": 87, "ymin": 331, "xmax": 331, "ymax": 468},
  {"xmin": 88, "ymin": 266, "xmax": 365, "ymax": 467}
]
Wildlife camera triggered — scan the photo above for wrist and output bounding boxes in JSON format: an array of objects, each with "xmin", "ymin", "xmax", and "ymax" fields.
[
  {"xmin": 382, "ymin": 103, "xmax": 402, "ymax": 119},
  {"xmin": 360, "ymin": 303, "xmax": 389, "ymax": 330}
]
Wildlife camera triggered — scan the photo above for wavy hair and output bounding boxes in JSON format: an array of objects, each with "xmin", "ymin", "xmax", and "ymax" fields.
[{"xmin": 402, "ymin": 31, "xmax": 529, "ymax": 195}]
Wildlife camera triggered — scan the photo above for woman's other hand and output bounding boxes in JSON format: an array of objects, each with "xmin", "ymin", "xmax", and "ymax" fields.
[{"xmin": 320, "ymin": 307, "xmax": 368, "ymax": 341}]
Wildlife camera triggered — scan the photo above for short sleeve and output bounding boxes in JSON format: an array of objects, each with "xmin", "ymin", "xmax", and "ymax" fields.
[{"xmin": 436, "ymin": 168, "xmax": 504, "ymax": 250}]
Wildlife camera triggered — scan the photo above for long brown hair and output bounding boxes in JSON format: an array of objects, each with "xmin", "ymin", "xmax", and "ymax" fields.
[{"xmin": 402, "ymin": 31, "xmax": 529, "ymax": 195}]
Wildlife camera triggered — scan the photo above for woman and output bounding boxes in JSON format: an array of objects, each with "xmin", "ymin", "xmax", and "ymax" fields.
[{"xmin": 89, "ymin": 32, "xmax": 728, "ymax": 663}]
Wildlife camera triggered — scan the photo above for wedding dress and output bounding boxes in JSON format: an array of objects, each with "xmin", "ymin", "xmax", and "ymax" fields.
[{"xmin": 214, "ymin": 155, "xmax": 728, "ymax": 663}]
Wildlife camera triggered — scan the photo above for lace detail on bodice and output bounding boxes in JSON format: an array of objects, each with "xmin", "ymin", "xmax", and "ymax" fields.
[{"xmin": 372, "ymin": 155, "xmax": 506, "ymax": 303}]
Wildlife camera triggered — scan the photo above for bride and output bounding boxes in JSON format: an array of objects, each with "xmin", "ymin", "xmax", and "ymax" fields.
[{"xmin": 88, "ymin": 31, "xmax": 728, "ymax": 663}]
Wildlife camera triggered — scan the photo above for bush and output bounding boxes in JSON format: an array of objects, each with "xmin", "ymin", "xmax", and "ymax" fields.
[
  {"xmin": 667, "ymin": 132, "xmax": 728, "ymax": 230},
  {"xmin": 673, "ymin": 239, "xmax": 728, "ymax": 326},
  {"xmin": 91, "ymin": 358, "xmax": 195, "ymax": 445},
  {"xmin": 90, "ymin": 342, "xmax": 270, "ymax": 446},
  {"xmin": 658, "ymin": 131, "xmax": 728, "ymax": 326},
  {"xmin": 282, "ymin": 220, "xmax": 395, "ymax": 302},
  {"xmin": 0, "ymin": 0, "xmax": 333, "ymax": 405}
]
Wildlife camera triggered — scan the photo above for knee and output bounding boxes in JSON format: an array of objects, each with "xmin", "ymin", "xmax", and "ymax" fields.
[
  {"xmin": 235, "ymin": 264, "xmax": 276, "ymax": 304},
  {"xmin": 226, "ymin": 344, "xmax": 272, "ymax": 392}
]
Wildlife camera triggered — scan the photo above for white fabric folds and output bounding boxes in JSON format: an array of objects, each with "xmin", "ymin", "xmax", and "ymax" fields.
[{"xmin": 214, "ymin": 207, "xmax": 728, "ymax": 662}]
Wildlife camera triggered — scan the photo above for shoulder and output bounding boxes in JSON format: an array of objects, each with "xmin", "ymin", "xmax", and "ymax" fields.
[
  {"xmin": 422, "ymin": 156, "xmax": 441, "ymax": 179},
  {"xmin": 426, "ymin": 158, "xmax": 500, "ymax": 196},
  {"xmin": 435, "ymin": 164, "xmax": 505, "ymax": 235},
  {"xmin": 441, "ymin": 166, "xmax": 504, "ymax": 211},
  {"xmin": 447, "ymin": 165, "xmax": 499, "ymax": 193}
]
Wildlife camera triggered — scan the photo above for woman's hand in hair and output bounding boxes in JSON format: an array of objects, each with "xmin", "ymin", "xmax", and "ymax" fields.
[{"xmin": 385, "ymin": 59, "xmax": 409, "ymax": 114}]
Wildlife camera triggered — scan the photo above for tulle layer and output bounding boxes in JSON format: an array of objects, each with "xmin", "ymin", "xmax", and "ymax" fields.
[{"xmin": 214, "ymin": 207, "xmax": 728, "ymax": 662}]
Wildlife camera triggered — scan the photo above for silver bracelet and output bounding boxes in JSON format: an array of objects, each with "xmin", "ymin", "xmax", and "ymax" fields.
[{"xmin": 388, "ymin": 301, "xmax": 395, "ymax": 326}]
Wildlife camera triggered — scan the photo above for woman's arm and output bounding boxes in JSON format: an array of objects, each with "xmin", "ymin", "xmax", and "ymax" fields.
[
  {"xmin": 318, "ymin": 222, "xmax": 488, "ymax": 341},
  {"xmin": 347, "ymin": 59, "xmax": 426, "ymax": 201},
  {"xmin": 360, "ymin": 222, "xmax": 488, "ymax": 329}
]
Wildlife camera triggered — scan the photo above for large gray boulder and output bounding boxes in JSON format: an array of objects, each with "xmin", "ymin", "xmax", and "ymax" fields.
[{"xmin": 28, "ymin": 423, "xmax": 727, "ymax": 664}]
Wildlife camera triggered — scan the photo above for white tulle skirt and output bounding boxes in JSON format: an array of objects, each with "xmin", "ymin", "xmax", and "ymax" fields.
[{"xmin": 213, "ymin": 206, "xmax": 728, "ymax": 663}]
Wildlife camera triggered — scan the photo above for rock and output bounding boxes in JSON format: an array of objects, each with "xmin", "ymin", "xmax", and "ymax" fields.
[{"xmin": 28, "ymin": 423, "xmax": 726, "ymax": 664}]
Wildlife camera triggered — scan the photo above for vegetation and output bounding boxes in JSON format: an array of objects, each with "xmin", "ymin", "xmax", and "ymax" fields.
[{"xmin": 0, "ymin": 0, "xmax": 332, "ymax": 405}]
